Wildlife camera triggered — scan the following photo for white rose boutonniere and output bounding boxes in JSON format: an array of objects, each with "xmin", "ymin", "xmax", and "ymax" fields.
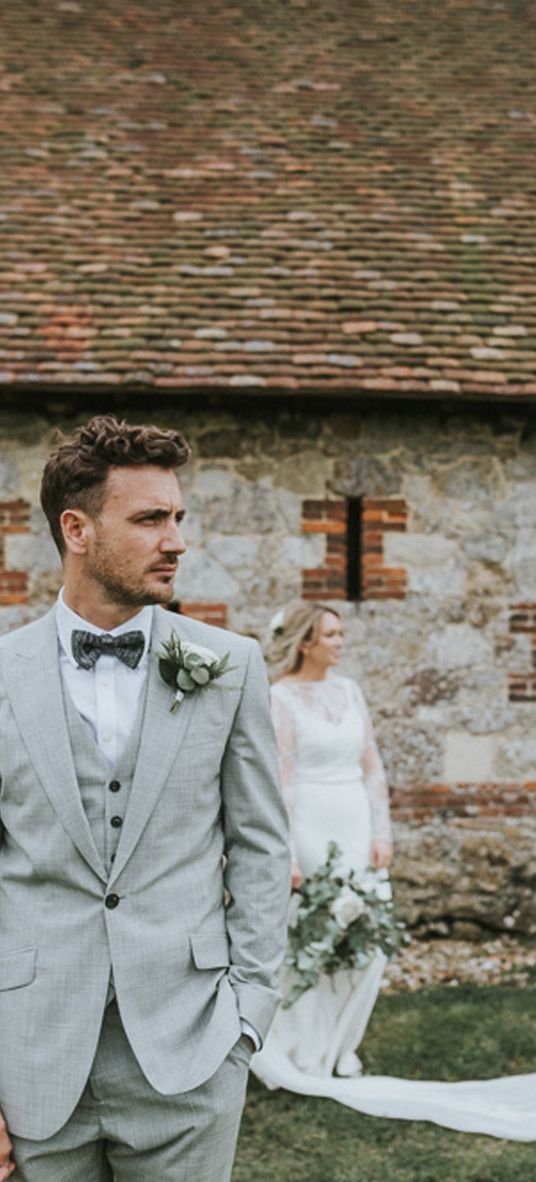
[{"xmin": 158, "ymin": 633, "xmax": 235, "ymax": 713}]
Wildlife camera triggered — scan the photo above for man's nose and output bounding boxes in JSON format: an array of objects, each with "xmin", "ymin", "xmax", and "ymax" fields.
[{"xmin": 161, "ymin": 523, "xmax": 187, "ymax": 554}]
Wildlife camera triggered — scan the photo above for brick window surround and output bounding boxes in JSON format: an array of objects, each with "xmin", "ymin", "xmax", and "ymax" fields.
[
  {"xmin": 508, "ymin": 604, "xmax": 536, "ymax": 702},
  {"xmin": 0, "ymin": 500, "xmax": 31, "ymax": 605},
  {"xmin": 301, "ymin": 499, "xmax": 348, "ymax": 600},
  {"xmin": 301, "ymin": 496, "xmax": 408, "ymax": 601},
  {"xmin": 361, "ymin": 498, "xmax": 407, "ymax": 599}
]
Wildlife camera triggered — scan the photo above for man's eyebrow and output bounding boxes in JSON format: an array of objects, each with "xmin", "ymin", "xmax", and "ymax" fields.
[{"xmin": 130, "ymin": 507, "xmax": 186, "ymax": 520}]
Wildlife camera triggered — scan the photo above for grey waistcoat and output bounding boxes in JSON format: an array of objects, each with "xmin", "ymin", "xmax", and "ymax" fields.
[
  {"xmin": 62, "ymin": 685, "xmax": 146, "ymax": 874},
  {"xmin": 62, "ymin": 686, "xmax": 147, "ymax": 1001}
]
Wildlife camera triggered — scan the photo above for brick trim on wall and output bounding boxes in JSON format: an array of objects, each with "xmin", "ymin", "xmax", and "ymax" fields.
[
  {"xmin": 508, "ymin": 604, "xmax": 536, "ymax": 702},
  {"xmin": 300, "ymin": 496, "xmax": 408, "ymax": 601},
  {"xmin": 180, "ymin": 602, "xmax": 228, "ymax": 628},
  {"xmin": 0, "ymin": 500, "xmax": 31, "ymax": 605},
  {"xmin": 391, "ymin": 781, "xmax": 536, "ymax": 822},
  {"xmin": 361, "ymin": 497, "xmax": 408, "ymax": 600},
  {"xmin": 301, "ymin": 499, "xmax": 348, "ymax": 600}
]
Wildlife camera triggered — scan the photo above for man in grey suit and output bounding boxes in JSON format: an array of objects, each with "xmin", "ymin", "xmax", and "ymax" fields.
[{"xmin": 0, "ymin": 415, "xmax": 290, "ymax": 1182}]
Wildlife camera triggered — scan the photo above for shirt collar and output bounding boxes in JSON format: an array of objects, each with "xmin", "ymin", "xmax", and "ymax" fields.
[{"xmin": 56, "ymin": 588, "xmax": 153, "ymax": 669}]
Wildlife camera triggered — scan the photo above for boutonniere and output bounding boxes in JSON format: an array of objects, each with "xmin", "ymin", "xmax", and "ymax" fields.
[{"xmin": 158, "ymin": 633, "xmax": 235, "ymax": 713}]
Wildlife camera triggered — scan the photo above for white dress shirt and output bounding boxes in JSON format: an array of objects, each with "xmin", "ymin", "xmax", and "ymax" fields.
[
  {"xmin": 55, "ymin": 590, "xmax": 261, "ymax": 1051},
  {"xmin": 56, "ymin": 589, "xmax": 153, "ymax": 766}
]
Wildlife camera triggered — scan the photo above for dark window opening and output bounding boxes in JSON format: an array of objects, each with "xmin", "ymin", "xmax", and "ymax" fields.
[{"xmin": 346, "ymin": 496, "xmax": 362, "ymax": 601}]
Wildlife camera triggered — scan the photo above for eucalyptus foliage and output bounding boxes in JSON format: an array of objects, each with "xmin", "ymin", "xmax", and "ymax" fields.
[{"xmin": 283, "ymin": 842, "xmax": 405, "ymax": 1008}]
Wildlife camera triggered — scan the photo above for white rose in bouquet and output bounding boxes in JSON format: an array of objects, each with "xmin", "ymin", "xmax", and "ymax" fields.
[
  {"xmin": 373, "ymin": 876, "xmax": 392, "ymax": 902},
  {"xmin": 331, "ymin": 885, "xmax": 365, "ymax": 929}
]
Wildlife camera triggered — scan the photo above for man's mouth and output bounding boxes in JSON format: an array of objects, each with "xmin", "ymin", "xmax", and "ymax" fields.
[{"xmin": 151, "ymin": 565, "xmax": 177, "ymax": 577}]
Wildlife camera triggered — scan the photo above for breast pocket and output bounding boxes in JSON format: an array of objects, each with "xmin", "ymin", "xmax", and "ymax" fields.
[
  {"xmin": 0, "ymin": 947, "xmax": 37, "ymax": 991},
  {"xmin": 180, "ymin": 723, "xmax": 226, "ymax": 755}
]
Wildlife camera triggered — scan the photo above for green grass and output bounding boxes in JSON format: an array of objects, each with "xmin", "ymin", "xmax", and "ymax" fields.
[{"xmin": 233, "ymin": 983, "xmax": 536, "ymax": 1182}]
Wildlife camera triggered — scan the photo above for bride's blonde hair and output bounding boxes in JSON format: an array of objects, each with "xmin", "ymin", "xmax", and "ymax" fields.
[{"xmin": 265, "ymin": 599, "xmax": 341, "ymax": 680}]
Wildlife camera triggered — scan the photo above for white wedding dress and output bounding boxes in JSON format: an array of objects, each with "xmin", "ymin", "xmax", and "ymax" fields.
[{"xmin": 251, "ymin": 675, "xmax": 536, "ymax": 1141}]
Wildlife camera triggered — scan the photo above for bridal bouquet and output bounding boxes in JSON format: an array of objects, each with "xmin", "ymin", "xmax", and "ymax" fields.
[{"xmin": 283, "ymin": 843, "xmax": 405, "ymax": 1008}]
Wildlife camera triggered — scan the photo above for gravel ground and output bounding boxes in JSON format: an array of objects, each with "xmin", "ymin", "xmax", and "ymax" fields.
[{"xmin": 382, "ymin": 935, "xmax": 536, "ymax": 993}]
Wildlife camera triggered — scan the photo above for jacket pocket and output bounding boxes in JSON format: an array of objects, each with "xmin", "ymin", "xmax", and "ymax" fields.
[
  {"xmin": 190, "ymin": 932, "xmax": 230, "ymax": 969},
  {"xmin": 0, "ymin": 946, "xmax": 37, "ymax": 991}
]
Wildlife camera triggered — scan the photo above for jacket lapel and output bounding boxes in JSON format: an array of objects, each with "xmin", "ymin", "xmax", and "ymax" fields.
[
  {"xmin": 5, "ymin": 610, "xmax": 107, "ymax": 881},
  {"xmin": 108, "ymin": 610, "xmax": 197, "ymax": 883}
]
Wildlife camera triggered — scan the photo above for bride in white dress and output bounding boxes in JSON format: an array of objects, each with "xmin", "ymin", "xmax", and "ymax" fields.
[
  {"xmin": 252, "ymin": 600, "xmax": 536, "ymax": 1142},
  {"xmin": 256, "ymin": 599, "xmax": 392, "ymax": 1079}
]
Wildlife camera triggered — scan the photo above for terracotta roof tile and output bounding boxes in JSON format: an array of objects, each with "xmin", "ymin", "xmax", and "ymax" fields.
[{"xmin": 0, "ymin": 0, "xmax": 534, "ymax": 399}]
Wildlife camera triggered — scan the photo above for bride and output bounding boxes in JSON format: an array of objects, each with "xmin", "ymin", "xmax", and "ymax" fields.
[
  {"xmin": 255, "ymin": 599, "xmax": 392, "ymax": 1079},
  {"xmin": 251, "ymin": 599, "xmax": 536, "ymax": 1142}
]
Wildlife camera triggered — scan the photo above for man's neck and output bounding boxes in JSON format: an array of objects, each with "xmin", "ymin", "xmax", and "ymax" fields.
[{"xmin": 62, "ymin": 587, "xmax": 147, "ymax": 632}]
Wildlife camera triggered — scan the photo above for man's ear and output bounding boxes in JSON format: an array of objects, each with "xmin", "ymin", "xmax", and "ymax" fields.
[{"xmin": 60, "ymin": 508, "xmax": 91, "ymax": 556}]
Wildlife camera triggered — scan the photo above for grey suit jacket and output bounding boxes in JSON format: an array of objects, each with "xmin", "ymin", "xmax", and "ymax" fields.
[{"xmin": 0, "ymin": 606, "xmax": 290, "ymax": 1140}]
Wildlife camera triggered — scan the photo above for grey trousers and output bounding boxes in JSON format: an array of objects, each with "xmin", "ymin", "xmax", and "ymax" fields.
[{"xmin": 11, "ymin": 1001, "xmax": 251, "ymax": 1182}]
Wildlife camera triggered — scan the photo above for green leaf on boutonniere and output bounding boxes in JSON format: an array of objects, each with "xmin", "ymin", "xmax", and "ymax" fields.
[
  {"xmin": 177, "ymin": 668, "xmax": 196, "ymax": 691},
  {"xmin": 191, "ymin": 666, "xmax": 210, "ymax": 685},
  {"xmin": 159, "ymin": 657, "xmax": 179, "ymax": 688}
]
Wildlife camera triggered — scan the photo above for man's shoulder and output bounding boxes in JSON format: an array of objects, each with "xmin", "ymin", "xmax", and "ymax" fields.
[
  {"xmin": 0, "ymin": 612, "xmax": 55, "ymax": 699},
  {"xmin": 0, "ymin": 611, "xmax": 54, "ymax": 658}
]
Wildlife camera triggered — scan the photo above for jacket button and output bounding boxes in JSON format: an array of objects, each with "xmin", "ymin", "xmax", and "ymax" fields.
[
  {"xmin": 110, "ymin": 815, "xmax": 123, "ymax": 828},
  {"xmin": 109, "ymin": 780, "xmax": 121, "ymax": 792},
  {"xmin": 105, "ymin": 894, "xmax": 120, "ymax": 909}
]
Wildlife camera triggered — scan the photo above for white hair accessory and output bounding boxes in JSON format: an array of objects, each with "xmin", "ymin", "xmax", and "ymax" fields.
[{"xmin": 269, "ymin": 608, "xmax": 285, "ymax": 635}]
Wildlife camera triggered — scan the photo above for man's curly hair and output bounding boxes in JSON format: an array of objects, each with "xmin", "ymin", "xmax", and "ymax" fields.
[{"xmin": 40, "ymin": 414, "xmax": 190, "ymax": 555}]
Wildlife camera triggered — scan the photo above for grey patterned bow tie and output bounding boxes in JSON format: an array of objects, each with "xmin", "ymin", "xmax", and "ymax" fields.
[{"xmin": 71, "ymin": 629, "xmax": 145, "ymax": 670}]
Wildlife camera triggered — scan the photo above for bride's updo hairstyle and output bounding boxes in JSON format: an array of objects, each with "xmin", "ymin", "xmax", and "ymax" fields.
[{"xmin": 265, "ymin": 599, "xmax": 340, "ymax": 681}]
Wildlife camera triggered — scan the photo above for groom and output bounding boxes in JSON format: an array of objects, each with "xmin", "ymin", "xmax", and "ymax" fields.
[{"xmin": 0, "ymin": 415, "xmax": 290, "ymax": 1182}]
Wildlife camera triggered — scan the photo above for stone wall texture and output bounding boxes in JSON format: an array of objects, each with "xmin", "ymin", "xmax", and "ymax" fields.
[{"xmin": 1, "ymin": 399, "xmax": 535, "ymax": 935}]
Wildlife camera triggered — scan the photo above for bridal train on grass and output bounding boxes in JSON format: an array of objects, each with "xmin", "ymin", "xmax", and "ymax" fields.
[{"xmin": 251, "ymin": 666, "xmax": 536, "ymax": 1142}]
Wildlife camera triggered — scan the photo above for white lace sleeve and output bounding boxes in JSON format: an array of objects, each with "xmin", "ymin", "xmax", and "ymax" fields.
[
  {"xmin": 352, "ymin": 681, "xmax": 392, "ymax": 844},
  {"xmin": 271, "ymin": 684, "xmax": 300, "ymax": 868}
]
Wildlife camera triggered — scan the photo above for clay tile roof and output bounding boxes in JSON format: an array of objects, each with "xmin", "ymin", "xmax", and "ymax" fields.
[{"xmin": 0, "ymin": 0, "xmax": 535, "ymax": 401}]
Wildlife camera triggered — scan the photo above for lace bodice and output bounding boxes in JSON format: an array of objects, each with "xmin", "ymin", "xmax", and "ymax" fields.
[{"xmin": 271, "ymin": 675, "xmax": 392, "ymax": 861}]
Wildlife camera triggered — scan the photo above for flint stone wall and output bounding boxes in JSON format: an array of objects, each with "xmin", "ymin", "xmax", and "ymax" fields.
[{"xmin": 1, "ymin": 399, "xmax": 535, "ymax": 936}]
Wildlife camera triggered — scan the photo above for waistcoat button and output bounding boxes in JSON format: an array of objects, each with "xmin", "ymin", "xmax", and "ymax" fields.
[
  {"xmin": 109, "ymin": 780, "xmax": 121, "ymax": 792},
  {"xmin": 110, "ymin": 815, "xmax": 123, "ymax": 828}
]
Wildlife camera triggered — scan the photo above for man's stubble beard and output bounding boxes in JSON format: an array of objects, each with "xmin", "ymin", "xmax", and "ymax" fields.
[{"xmin": 88, "ymin": 544, "xmax": 175, "ymax": 609}]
